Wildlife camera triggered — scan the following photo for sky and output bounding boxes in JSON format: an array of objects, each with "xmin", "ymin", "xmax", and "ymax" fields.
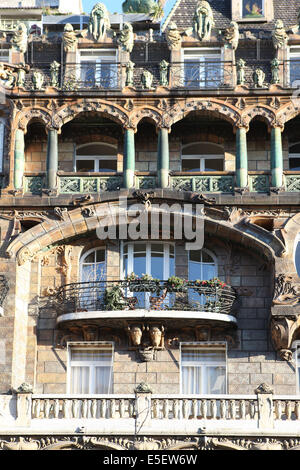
[{"xmin": 81, "ymin": 0, "xmax": 174, "ymax": 17}]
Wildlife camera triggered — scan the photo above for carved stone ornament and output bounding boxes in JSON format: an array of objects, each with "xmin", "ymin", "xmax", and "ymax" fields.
[
  {"xmin": 193, "ymin": 1, "xmax": 215, "ymax": 41},
  {"xmin": 134, "ymin": 382, "xmax": 153, "ymax": 393},
  {"xmin": 125, "ymin": 60, "xmax": 135, "ymax": 87},
  {"xmin": 223, "ymin": 21, "xmax": 239, "ymax": 50},
  {"xmin": 159, "ymin": 60, "xmax": 169, "ymax": 86},
  {"xmin": 89, "ymin": 2, "xmax": 111, "ymax": 42},
  {"xmin": 16, "ymin": 382, "xmax": 33, "ymax": 393},
  {"xmin": 32, "ymin": 71, "xmax": 44, "ymax": 91},
  {"xmin": 255, "ymin": 383, "xmax": 274, "ymax": 394},
  {"xmin": 272, "ymin": 274, "xmax": 300, "ymax": 306},
  {"xmin": 0, "ymin": 63, "xmax": 15, "ymax": 89},
  {"xmin": 270, "ymin": 315, "xmax": 300, "ymax": 361},
  {"xmin": 11, "ymin": 22, "xmax": 28, "ymax": 53},
  {"xmin": 272, "ymin": 19, "xmax": 288, "ymax": 49},
  {"xmin": 237, "ymin": 58, "xmax": 246, "ymax": 86},
  {"xmin": 63, "ymin": 23, "xmax": 78, "ymax": 52},
  {"xmin": 253, "ymin": 68, "xmax": 265, "ymax": 88},
  {"xmin": 141, "ymin": 70, "xmax": 154, "ymax": 90},
  {"xmin": 118, "ymin": 22, "xmax": 134, "ymax": 53},
  {"xmin": 165, "ymin": 22, "xmax": 182, "ymax": 50},
  {"xmin": 271, "ymin": 58, "xmax": 280, "ymax": 85}
]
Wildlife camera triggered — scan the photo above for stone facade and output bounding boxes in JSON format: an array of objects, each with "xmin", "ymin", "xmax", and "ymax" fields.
[{"xmin": 2, "ymin": 0, "xmax": 300, "ymax": 452}]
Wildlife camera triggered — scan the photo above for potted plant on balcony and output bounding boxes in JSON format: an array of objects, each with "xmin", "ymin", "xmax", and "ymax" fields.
[
  {"xmin": 104, "ymin": 285, "xmax": 128, "ymax": 311},
  {"xmin": 166, "ymin": 276, "xmax": 187, "ymax": 293},
  {"xmin": 126, "ymin": 273, "xmax": 160, "ymax": 294}
]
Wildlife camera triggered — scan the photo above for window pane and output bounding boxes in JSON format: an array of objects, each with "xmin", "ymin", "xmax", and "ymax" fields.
[
  {"xmin": 133, "ymin": 253, "xmax": 146, "ymax": 276},
  {"xmin": 204, "ymin": 159, "xmax": 223, "ymax": 171},
  {"xmin": 96, "ymin": 250, "xmax": 105, "ymax": 263},
  {"xmin": 151, "ymin": 253, "xmax": 164, "ymax": 279},
  {"xmin": 182, "ymin": 348, "xmax": 225, "ymax": 363},
  {"xmin": 207, "ymin": 366, "xmax": 226, "ymax": 394},
  {"xmin": 77, "ymin": 144, "xmax": 116, "ymax": 156},
  {"xmin": 289, "ymin": 158, "xmax": 300, "ymax": 171},
  {"xmin": 71, "ymin": 366, "xmax": 90, "ymax": 394},
  {"xmin": 95, "ymin": 366, "xmax": 113, "ymax": 394},
  {"xmin": 182, "ymin": 366, "xmax": 201, "ymax": 394},
  {"xmin": 295, "ymin": 240, "xmax": 300, "ymax": 276},
  {"xmin": 182, "ymin": 158, "xmax": 201, "ymax": 172},
  {"xmin": 98, "ymin": 159, "xmax": 117, "ymax": 172},
  {"xmin": 76, "ymin": 159, "xmax": 95, "ymax": 172},
  {"xmin": 71, "ymin": 348, "xmax": 112, "ymax": 362}
]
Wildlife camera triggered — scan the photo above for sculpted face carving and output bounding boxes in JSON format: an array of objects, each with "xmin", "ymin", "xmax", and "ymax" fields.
[
  {"xmin": 193, "ymin": 1, "xmax": 214, "ymax": 41},
  {"xmin": 149, "ymin": 326, "xmax": 164, "ymax": 347},
  {"xmin": 128, "ymin": 325, "xmax": 143, "ymax": 346},
  {"xmin": 89, "ymin": 2, "xmax": 111, "ymax": 42}
]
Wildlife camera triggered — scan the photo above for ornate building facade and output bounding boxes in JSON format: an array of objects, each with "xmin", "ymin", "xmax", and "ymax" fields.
[{"xmin": 1, "ymin": 0, "xmax": 300, "ymax": 452}]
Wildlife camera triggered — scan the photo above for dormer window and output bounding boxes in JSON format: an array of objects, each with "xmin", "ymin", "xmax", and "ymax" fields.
[
  {"xmin": 241, "ymin": 0, "xmax": 265, "ymax": 19},
  {"xmin": 183, "ymin": 48, "xmax": 222, "ymax": 89}
]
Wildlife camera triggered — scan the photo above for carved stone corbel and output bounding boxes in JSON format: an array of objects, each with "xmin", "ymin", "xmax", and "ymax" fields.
[{"xmin": 270, "ymin": 315, "xmax": 300, "ymax": 361}]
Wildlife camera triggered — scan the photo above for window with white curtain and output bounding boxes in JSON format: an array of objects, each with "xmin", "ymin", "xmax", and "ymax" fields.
[
  {"xmin": 180, "ymin": 344, "xmax": 226, "ymax": 394},
  {"xmin": 68, "ymin": 344, "xmax": 113, "ymax": 394}
]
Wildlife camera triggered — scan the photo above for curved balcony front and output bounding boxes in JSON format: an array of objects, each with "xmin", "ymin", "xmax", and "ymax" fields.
[{"xmin": 53, "ymin": 279, "xmax": 238, "ymax": 329}]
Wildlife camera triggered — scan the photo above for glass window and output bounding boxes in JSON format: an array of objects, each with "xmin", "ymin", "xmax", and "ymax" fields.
[
  {"xmin": 189, "ymin": 249, "xmax": 217, "ymax": 281},
  {"xmin": 241, "ymin": 0, "xmax": 264, "ymax": 19},
  {"xmin": 80, "ymin": 248, "xmax": 106, "ymax": 309},
  {"xmin": 294, "ymin": 235, "xmax": 300, "ymax": 276},
  {"xmin": 182, "ymin": 142, "xmax": 224, "ymax": 172},
  {"xmin": 79, "ymin": 49, "xmax": 118, "ymax": 88},
  {"xmin": 76, "ymin": 143, "xmax": 117, "ymax": 172},
  {"xmin": 123, "ymin": 242, "xmax": 175, "ymax": 308},
  {"xmin": 289, "ymin": 47, "xmax": 300, "ymax": 86},
  {"xmin": 181, "ymin": 345, "xmax": 226, "ymax": 394},
  {"xmin": 0, "ymin": 50, "xmax": 9, "ymax": 63},
  {"xmin": 183, "ymin": 49, "xmax": 222, "ymax": 88},
  {"xmin": 69, "ymin": 345, "xmax": 113, "ymax": 394},
  {"xmin": 289, "ymin": 143, "xmax": 300, "ymax": 170}
]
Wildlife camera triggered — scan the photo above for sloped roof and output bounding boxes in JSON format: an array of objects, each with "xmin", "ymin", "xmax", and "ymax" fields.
[{"xmin": 162, "ymin": 0, "xmax": 300, "ymax": 33}]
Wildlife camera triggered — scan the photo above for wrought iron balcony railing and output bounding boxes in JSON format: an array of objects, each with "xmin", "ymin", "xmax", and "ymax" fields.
[{"xmin": 50, "ymin": 278, "xmax": 237, "ymax": 317}]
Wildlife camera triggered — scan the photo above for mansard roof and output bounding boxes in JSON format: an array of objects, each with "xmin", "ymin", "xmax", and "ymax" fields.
[{"xmin": 163, "ymin": 0, "xmax": 300, "ymax": 33}]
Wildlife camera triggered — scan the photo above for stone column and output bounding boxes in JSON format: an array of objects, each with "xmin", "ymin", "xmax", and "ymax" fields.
[
  {"xmin": 236, "ymin": 126, "xmax": 248, "ymax": 189},
  {"xmin": 123, "ymin": 127, "xmax": 135, "ymax": 189},
  {"xmin": 157, "ymin": 127, "xmax": 170, "ymax": 188},
  {"xmin": 271, "ymin": 126, "xmax": 283, "ymax": 189},
  {"xmin": 46, "ymin": 127, "xmax": 58, "ymax": 191},
  {"xmin": 14, "ymin": 128, "xmax": 25, "ymax": 190}
]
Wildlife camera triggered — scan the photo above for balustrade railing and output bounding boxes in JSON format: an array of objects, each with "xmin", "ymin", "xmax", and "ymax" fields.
[
  {"xmin": 50, "ymin": 278, "xmax": 237, "ymax": 317},
  {"xmin": 4, "ymin": 391, "xmax": 300, "ymax": 433}
]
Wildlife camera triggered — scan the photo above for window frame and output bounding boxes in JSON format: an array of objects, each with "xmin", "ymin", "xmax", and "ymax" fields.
[
  {"xmin": 77, "ymin": 48, "xmax": 118, "ymax": 88},
  {"xmin": 67, "ymin": 341, "xmax": 114, "ymax": 395},
  {"xmin": 181, "ymin": 47, "xmax": 223, "ymax": 89},
  {"xmin": 76, "ymin": 142, "xmax": 118, "ymax": 173},
  {"xmin": 188, "ymin": 248, "xmax": 218, "ymax": 280},
  {"xmin": 180, "ymin": 342, "xmax": 228, "ymax": 395},
  {"xmin": 79, "ymin": 247, "xmax": 106, "ymax": 282},
  {"xmin": 181, "ymin": 142, "xmax": 224, "ymax": 172}
]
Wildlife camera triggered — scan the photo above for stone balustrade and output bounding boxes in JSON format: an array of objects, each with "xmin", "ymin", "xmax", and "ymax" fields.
[{"xmin": 1, "ymin": 389, "xmax": 300, "ymax": 436}]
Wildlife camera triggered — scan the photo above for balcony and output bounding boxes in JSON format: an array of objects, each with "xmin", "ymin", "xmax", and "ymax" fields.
[
  {"xmin": 2, "ymin": 388, "xmax": 300, "ymax": 441},
  {"xmin": 50, "ymin": 278, "xmax": 237, "ymax": 328}
]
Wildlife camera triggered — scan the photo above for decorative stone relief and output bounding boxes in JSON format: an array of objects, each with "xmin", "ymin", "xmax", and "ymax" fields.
[
  {"xmin": 272, "ymin": 20, "xmax": 288, "ymax": 50},
  {"xmin": 165, "ymin": 22, "xmax": 182, "ymax": 50},
  {"xmin": 272, "ymin": 274, "xmax": 300, "ymax": 306},
  {"xmin": 125, "ymin": 61, "xmax": 135, "ymax": 87},
  {"xmin": 223, "ymin": 21, "xmax": 239, "ymax": 50},
  {"xmin": 62, "ymin": 23, "xmax": 78, "ymax": 52},
  {"xmin": 193, "ymin": 1, "xmax": 214, "ymax": 41},
  {"xmin": 270, "ymin": 315, "xmax": 300, "ymax": 361},
  {"xmin": 11, "ymin": 23, "xmax": 28, "ymax": 53},
  {"xmin": 141, "ymin": 70, "xmax": 154, "ymax": 90},
  {"xmin": 159, "ymin": 60, "xmax": 169, "ymax": 86},
  {"xmin": 118, "ymin": 22, "xmax": 134, "ymax": 53},
  {"xmin": 237, "ymin": 58, "xmax": 246, "ymax": 85},
  {"xmin": 89, "ymin": 2, "xmax": 111, "ymax": 42},
  {"xmin": 253, "ymin": 68, "xmax": 265, "ymax": 87},
  {"xmin": 271, "ymin": 58, "xmax": 280, "ymax": 84},
  {"xmin": 50, "ymin": 61, "xmax": 60, "ymax": 88},
  {"xmin": 32, "ymin": 71, "xmax": 44, "ymax": 91},
  {"xmin": 0, "ymin": 63, "xmax": 15, "ymax": 88}
]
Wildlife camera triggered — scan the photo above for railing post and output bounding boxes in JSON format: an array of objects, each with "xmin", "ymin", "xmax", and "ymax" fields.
[
  {"xmin": 134, "ymin": 382, "xmax": 152, "ymax": 433},
  {"xmin": 255, "ymin": 383, "xmax": 274, "ymax": 430},
  {"xmin": 15, "ymin": 383, "xmax": 33, "ymax": 427}
]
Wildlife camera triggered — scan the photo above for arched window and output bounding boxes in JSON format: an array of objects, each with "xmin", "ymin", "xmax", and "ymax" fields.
[
  {"xmin": 181, "ymin": 142, "xmax": 224, "ymax": 172},
  {"xmin": 289, "ymin": 143, "xmax": 300, "ymax": 170},
  {"xmin": 76, "ymin": 143, "xmax": 117, "ymax": 172},
  {"xmin": 188, "ymin": 248, "xmax": 218, "ymax": 281},
  {"xmin": 80, "ymin": 248, "xmax": 106, "ymax": 282}
]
